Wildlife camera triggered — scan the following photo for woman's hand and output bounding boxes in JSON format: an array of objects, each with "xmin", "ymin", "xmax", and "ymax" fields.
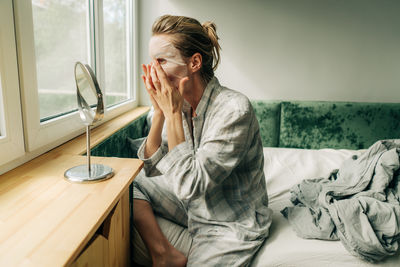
[
  {"xmin": 141, "ymin": 63, "xmax": 165, "ymax": 158},
  {"xmin": 149, "ymin": 60, "xmax": 188, "ymax": 150},
  {"xmin": 149, "ymin": 60, "xmax": 189, "ymax": 120},
  {"xmin": 141, "ymin": 64, "xmax": 163, "ymax": 117}
]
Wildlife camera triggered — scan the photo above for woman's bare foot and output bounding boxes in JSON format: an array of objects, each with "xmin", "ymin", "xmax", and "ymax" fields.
[{"xmin": 152, "ymin": 244, "xmax": 187, "ymax": 267}]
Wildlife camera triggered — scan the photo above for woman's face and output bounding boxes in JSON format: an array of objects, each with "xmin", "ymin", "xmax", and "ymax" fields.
[{"xmin": 149, "ymin": 35, "xmax": 188, "ymax": 88}]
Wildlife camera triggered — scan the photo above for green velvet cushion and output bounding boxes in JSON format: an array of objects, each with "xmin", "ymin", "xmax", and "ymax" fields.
[
  {"xmin": 251, "ymin": 101, "xmax": 281, "ymax": 147},
  {"xmin": 279, "ymin": 101, "xmax": 400, "ymax": 149},
  {"xmin": 91, "ymin": 113, "xmax": 148, "ymax": 158}
]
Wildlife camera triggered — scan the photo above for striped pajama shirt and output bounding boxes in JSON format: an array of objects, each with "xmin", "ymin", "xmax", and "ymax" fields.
[{"xmin": 133, "ymin": 77, "xmax": 272, "ymax": 266}]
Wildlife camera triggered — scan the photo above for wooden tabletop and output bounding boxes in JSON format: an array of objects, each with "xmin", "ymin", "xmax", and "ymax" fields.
[{"xmin": 0, "ymin": 107, "xmax": 148, "ymax": 266}]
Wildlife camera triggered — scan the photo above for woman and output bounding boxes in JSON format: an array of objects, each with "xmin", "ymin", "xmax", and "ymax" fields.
[{"xmin": 133, "ymin": 15, "xmax": 272, "ymax": 267}]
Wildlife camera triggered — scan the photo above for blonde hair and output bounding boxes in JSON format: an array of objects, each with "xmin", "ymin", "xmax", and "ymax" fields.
[{"xmin": 152, "ymin": 15, "xmax": 221, "ymax": 83}]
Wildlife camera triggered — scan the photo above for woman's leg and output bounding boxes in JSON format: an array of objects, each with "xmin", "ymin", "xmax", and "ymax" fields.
[
  {"xmin": 133, "ymin": 199, "xmax": 187, "ymax": 267},
  {"xmin": 133, "ymin": 172, "xmax": 189, "ymax": 266}
]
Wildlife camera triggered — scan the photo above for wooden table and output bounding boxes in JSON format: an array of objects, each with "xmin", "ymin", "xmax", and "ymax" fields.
[{"xmin": 0, "ymin": 107, "xmax": 148, "ymax": 266}]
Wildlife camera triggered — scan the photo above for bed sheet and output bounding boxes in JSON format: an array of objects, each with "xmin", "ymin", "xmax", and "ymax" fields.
[{"xmin": 251, "ymin": 147, "xmax": 400, "ymax": 267}]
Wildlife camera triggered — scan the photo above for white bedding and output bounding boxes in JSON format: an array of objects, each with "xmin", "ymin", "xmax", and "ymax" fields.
[
  {"xmin": 133, "ymin": 147, "xmax": 400, "ymax": 266},
  {"xmin": 252, "ymin": 147, "xmax": 400, "ymax": 267}
]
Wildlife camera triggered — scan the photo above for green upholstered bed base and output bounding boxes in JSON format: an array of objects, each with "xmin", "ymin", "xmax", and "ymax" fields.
[
  {"xmin": 254, "ymin": 100, "xmax": 400, "ymax": 150},
  {"xmin": 91, "ymin": 100, "xmax": 400, "ymax": 157},
  {"xmin": 91, "ymin": 114, "xmax": 148, "ymax": 157}
]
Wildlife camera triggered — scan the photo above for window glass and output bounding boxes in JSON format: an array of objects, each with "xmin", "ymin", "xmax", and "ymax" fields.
[
  {"xmin": 103, "ymin": 0, "xmax": 130, "ymax": 106},
  {"xmin": 32, "ymin": 0, "xmax": 90, "ymax": 121}
]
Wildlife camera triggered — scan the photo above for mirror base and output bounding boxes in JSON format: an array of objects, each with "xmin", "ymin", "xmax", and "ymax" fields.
[{"xmin": 64, "ymin": 164, "xmax": 114, "ymax": 183}]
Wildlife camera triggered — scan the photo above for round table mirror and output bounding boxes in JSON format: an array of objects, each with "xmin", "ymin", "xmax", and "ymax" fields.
[{"xmin": 64, "ymin": 62, "xmax": 114, "ymax": 182}]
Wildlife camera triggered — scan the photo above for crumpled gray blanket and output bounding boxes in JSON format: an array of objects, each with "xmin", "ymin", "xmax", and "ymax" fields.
[{"xmin": 281, "ymin": 139, "xmax": 400, "ymax": 262}]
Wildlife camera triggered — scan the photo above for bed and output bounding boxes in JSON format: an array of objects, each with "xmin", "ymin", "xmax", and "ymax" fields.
[
  {"xmin": 248, "ymin": 101, "xmax": 400, "ymax": 265},
  {"xmin": 253, "ymin": 147, "xmax": 400, "ymax": 266},
  {"xmin": 91, "ymin": 100, "xmax": 400, "ymax": 266}
]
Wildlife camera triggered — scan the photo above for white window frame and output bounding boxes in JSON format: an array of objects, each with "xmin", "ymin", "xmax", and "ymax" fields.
[
  {"xmin": 13, "ymin": 0, "xmax": 138, "ymax": 152},
  {"xmin": 0, "ymin": 0, "xmax": 25, "ymax": 166}
]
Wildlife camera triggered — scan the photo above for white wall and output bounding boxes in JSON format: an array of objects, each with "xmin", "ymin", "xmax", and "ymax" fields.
[{"xmin": 138, "ymin": 0, "xmax": 400, "ymax": 105}]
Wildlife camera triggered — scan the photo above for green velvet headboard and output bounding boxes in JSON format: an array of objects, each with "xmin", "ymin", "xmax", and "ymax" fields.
[
  {"xmin": 90, "ymin": 100, "xmax": 400, "ymax": 157},
  {"xmin": 91, "ymin": 113, "xmax": 148, "ymax": 158},
  {"xmin": 251, "ymin": 100, "xmax": 400, "ymax": 149}
]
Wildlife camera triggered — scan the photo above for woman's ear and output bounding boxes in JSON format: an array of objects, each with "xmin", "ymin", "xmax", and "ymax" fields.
[{"xmin": 189, "ymin": 53, "xmax": 202, "ymax": 73}]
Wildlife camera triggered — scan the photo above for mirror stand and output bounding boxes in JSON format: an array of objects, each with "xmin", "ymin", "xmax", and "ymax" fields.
[
  {"xmin": 64, "ymin": 125, "xmax": 113, "ymax": 182},
  {"xmin": 64, "ymin": 62, "xmax": 114, "ymax": 183}
]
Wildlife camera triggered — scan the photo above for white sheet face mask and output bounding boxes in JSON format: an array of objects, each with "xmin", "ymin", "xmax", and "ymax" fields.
[{"xmin": 149, "ymin": 35, "xmax": 189, "ymax": 88}]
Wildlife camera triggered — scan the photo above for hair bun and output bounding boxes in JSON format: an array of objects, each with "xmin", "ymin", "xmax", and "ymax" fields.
[
  {"xmin": 202, "ymin": 21, "xmax": 221, "ymax": 71},
  {"xmin": 202, "ymin": 21, "xmax": 217, "ymax": 33}
]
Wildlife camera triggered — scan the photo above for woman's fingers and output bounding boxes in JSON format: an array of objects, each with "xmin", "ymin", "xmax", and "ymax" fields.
[
  {"xmin": 141, "ymin": 73, "xmax": 149, "ymax": 90},
  {"xmin": 141, "ymin": 64, "xmax": 157, "ymax": 92},
  {"xmin": 146, "ymin": 64, "xmax": 152, "ymax": 79},
  {"xmin": 142, "ymin": 73, "xmax": 162, "ymax": 110},
  {"xmin": 146, "ymin": 64, "xmax": 153, "ymax": 85},
  {"xmin": 152, "ymin": 60, "xmax": 169, "ymax": 85},
  {"xmin": 142, "ymin": 75, "xmax": 151, "ymax": 91},
  {"xmin": 150, "ymin": 63, "xmax": 161, "ymax": 91},
  {"xmin": 142, "ymin": 64, "xmax": 147, "ymax": 76}
]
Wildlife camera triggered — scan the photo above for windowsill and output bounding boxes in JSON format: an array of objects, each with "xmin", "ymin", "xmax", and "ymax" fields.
[
  {"xmin": 0, "ymin": 104, "xmax": 149, "ymax": 181},
  {"xmin": 0, "ymin": 104, "xmax": 150, "ymax": 180},
  {"xmin": 0, "ymin": 106, "xmax": 150, "ymax": 174}
]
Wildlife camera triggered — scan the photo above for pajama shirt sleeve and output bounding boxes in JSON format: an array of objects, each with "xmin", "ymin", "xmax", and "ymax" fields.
[
  {"xmin": 137, "ymin": 137, "xmax": 169, "ymax": 177},
  {"xmin": 156, "ymin": 104, "xmax": 255, "ymax": 201}
]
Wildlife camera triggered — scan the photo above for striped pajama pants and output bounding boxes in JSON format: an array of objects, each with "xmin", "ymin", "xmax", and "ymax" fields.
[{"xmin": 132, "ymin": 171, "xmax": 265, "ymax": 267}]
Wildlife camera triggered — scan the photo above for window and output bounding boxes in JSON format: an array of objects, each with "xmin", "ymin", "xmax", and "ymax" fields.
[
  {"xmin": 14, "ymin": 0, "xmax": 137, "ymax": 152},
  {"xmin": 32, "ymin": 0, "xmax": 90, "ymax": 120},
  {"xmin": 0, "ymin": 0, "xmax": 25, "ymax": 166},
  {"xmin": 103, "ymin": 0, "xmax": 132, "ymax": 107}
]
